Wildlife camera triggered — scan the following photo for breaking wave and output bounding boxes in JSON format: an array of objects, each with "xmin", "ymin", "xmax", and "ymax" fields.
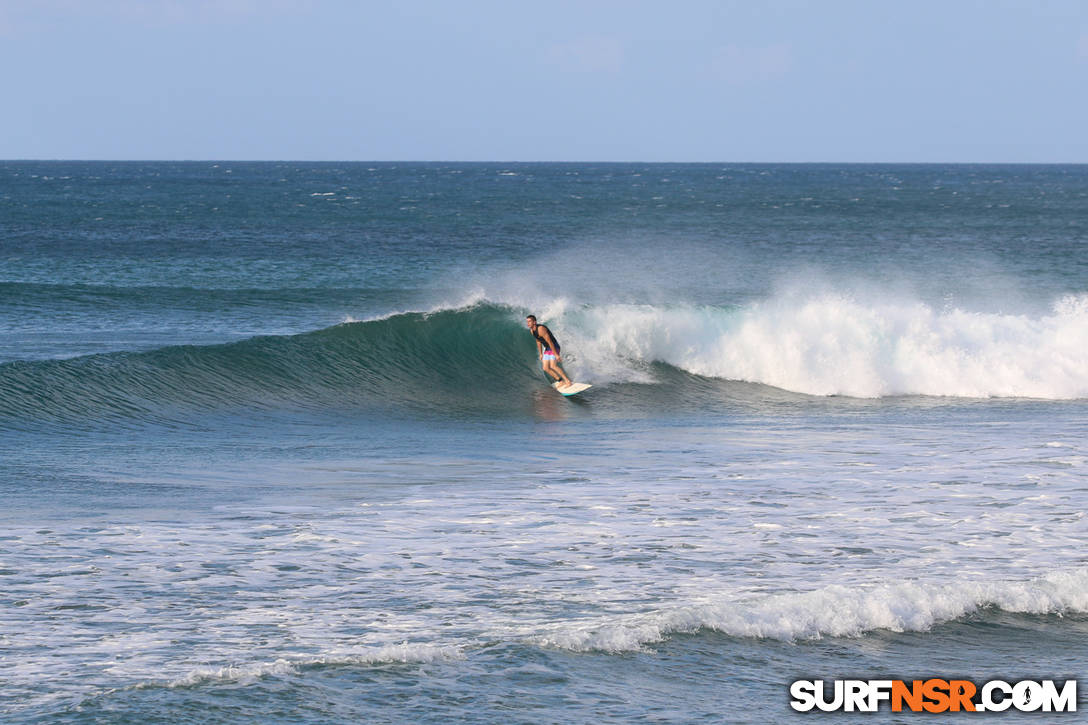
[
  {"xmin": 3, "ymin": 292, "xmax": 1086, "ymax": 428},
  {"xmin": 532, "ymin": 568, "xmax": 1088, "ymax": 652}
]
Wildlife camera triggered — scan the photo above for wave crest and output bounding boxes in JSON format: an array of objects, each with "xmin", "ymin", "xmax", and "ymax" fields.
[
  {"xmin": 565, "ymin": 293, "xmax": 1088, "ymax": 398},
  {"xmin": 532, "ymin": 568, "xmax": 1088, "ymax": 652}
]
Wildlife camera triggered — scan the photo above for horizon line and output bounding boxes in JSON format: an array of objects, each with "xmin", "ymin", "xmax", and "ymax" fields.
[{"xmin": 4, "ymin": 158, "xmax": 1088, "ymax": 166}]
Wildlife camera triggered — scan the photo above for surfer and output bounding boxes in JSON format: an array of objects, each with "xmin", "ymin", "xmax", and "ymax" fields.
[{"xmin": 527, "ymin": 315, "xmax": 573, "ymax": 389}]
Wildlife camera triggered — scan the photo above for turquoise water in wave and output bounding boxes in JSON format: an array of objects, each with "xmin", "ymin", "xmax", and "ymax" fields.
[{"xmin": 2, "ymin": 162, "xmax": 1087, "ymax": 722}]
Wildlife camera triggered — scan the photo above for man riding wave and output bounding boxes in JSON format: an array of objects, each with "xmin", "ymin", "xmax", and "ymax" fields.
[{"xmin": 526, "ymin": 315, "xmax": 573, "ymax": 389}]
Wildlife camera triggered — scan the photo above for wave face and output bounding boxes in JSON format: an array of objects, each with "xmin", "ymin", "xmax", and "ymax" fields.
[
  {"xmin": 3, "ymin": 293, "xmax": 1087, "ymax": 428},
  {"xmin": 0, "ymin": 306, "xmax": 537, "ymax": 428}
]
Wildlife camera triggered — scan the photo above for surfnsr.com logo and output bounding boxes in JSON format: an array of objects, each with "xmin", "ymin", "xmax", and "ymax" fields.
[{"xmin": 790, "ymin": 679, "xmax": 1078, "ymax": 713}]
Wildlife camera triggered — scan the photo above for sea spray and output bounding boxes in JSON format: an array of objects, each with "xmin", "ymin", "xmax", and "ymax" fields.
[{"xmin": 557, "ymin": 293, "xmax": 1088, "ymax": 398}]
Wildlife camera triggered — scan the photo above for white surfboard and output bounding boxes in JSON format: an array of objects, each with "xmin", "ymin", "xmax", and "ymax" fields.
[{"xmin": 553, "ymin": 381, "xmax": 592, "ymax": 397}]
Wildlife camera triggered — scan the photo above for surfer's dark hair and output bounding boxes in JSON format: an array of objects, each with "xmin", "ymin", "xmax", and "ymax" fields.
[{"xmin": 526, "ymin": 315, "xmax": 537, "ymax": 322}]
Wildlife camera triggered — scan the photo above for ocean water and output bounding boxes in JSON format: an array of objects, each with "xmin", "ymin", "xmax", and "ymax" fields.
[{"xmin": 1, "ymin": 161, "xmax": 1087, "ymax": 723}]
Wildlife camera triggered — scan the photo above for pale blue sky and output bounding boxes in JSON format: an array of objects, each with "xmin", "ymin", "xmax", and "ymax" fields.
[{"xmin": 3, "ymin": 0, "xmax": 1087, "ymax": 161}]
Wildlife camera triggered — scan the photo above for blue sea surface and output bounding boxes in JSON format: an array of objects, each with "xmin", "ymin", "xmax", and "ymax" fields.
[{"xmin": 1, "ymin": 162, "xmax": 1087, "ymax": 722}]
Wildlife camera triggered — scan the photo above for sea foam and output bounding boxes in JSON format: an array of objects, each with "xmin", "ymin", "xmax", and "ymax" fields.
[
  {"xmin": 156, "ymin": 643, "xmax": 463, "ymax": 689},
  {"xmin": 557, "ymin": 292, "xmax": 1088, "ymax": 398},
  {"xmin": 532, "ymin": 568, "xmax": 1088, "ymax": 652}
]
